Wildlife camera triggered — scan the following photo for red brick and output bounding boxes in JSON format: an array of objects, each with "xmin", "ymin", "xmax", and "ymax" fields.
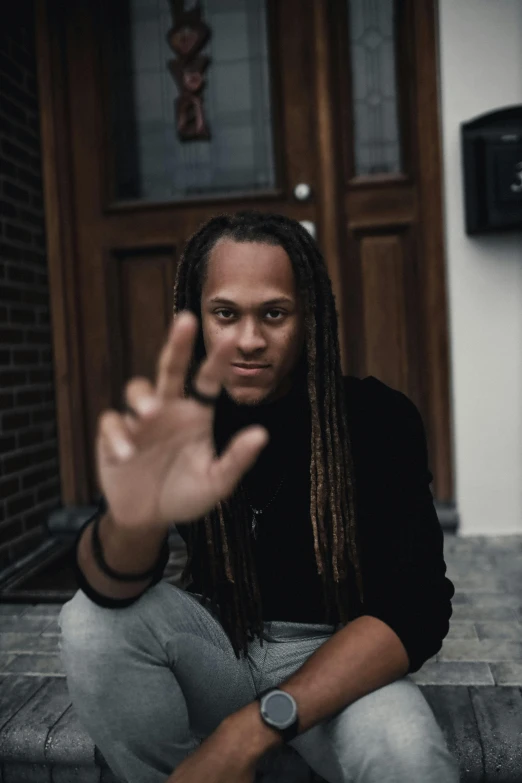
[
  {"xmin": 0, "ymin": 285, "xmax": 22, "ymax": 302},
  {"xmin": 0, "ymin": 369, "xmax": 26, "ymax": 385},
  {"xmin": 0, "ymin": 434, "xmax": 16, "ymax": 452},
  {"xmin": 0, "ymin": 477, "xmax": 19, "ymax": 500},
  {"xmin": 0, "ymin": 517, "xmax": 23, "ymax": 542},
  {"xmin": 0, "ymin": 329, "xmax": 25, "ymax": 348},
  {"xmin": 26, "ymin": 330, "xmax": 50, "ymax": 345},
  {"xmin": 7, "ymin": 492, "xmax": 34, "ymax": 516},
  {"xmin": 2, "ymin": 179, "xmax": 30, "ymax": 203},
  {"xmin": 10, "ymin": 307, "xmax": 35, "ymax": 324},
  {"xmin": 3, "ymin": 448, "xmax": 55, "ymax": 473},
  {"xmin": 7, "ymin": 265, "xmax": 34, "ymax": 283},
  {"xmin": 17, "ymin": 427, "xmax": 44, "ymax": 447},
  {"xmin": 10, "ymin": 527, "xmax": 47, "ymax": 560},
  {"xmin": 2, "ymin": 411, "xmax": 31, "ymax": 431},
  {"xmin": 21, "ymin": 465, "xmax": 54, "ymax": 489},
  {"xmin": 1, "ymin": 2, "xmax": 59, "ymax": 559},
  {"xmin": 31, "ymin": 407, "xmax": 55, "ymax": 424},
  {"xmin": 0, "ymin": 199, "xmax": 18, "ymax": 218},
  {"xmin": 12, "ymin": 348, "xmax": 39, "ymax": 364},
  {"xmin": 0, "ymin": 391, "xmax": 14, "ymax": 408},
  {"xmin": 36, "ymin": 481, "xmax": 60, "ymax": 502},
  {"xmin": 16, "ymin": 387, "xmax": 43, "ymax": 405}
]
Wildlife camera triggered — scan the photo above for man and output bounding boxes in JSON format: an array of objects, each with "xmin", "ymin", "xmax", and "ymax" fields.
[{"xmin": 59, "ymin": 211, "xmax": 458, "ymax": 783}]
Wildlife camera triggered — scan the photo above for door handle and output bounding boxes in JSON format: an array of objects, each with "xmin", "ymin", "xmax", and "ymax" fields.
[
  {"xmin": 299, "ymin": 220, "xmax": 316, "ymax": 240},
  {"xmin": 294, "ymin": 183, "xmax": 312, "ymax": 201}
]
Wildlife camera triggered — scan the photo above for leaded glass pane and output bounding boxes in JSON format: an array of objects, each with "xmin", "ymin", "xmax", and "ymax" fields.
[
  {"xmin": 348, "ymin": 0, "xmax": 402, "ymax": 175},
  {"xmin": 109, "ymin": 0, "xmax": 275, "ymax": 201}
]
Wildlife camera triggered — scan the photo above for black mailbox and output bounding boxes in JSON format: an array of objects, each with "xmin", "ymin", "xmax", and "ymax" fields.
[{"xmin": 461, "ymin": 106, "xmax": 522, "ymax": 235}]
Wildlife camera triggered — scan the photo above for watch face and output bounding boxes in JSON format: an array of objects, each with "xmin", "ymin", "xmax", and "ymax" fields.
[{"xmin": 261, "ymin": 691, "xmax": 297, "ymax": 729}]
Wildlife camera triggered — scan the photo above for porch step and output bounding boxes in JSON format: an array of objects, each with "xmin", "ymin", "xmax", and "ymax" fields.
[
  {"xmin": 0, "ymin": 675, "xmax": 320, "ymax": 782},
  {"xmin": 2, "ymin": 672, "xmax": 522, "ymax": 782}
]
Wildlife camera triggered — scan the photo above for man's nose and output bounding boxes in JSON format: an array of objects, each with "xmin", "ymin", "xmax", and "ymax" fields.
[{"xmin": 236, "ymin": 317, "xmax": 267, "ymax": 353}]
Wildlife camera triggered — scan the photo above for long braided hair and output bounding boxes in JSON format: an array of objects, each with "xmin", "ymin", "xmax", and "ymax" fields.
[{"xmin": 173, "ymin": 211, "xmax": 364, "ymax": 657}]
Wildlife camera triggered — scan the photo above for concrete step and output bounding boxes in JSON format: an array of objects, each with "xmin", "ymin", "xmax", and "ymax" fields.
[
  {"xmin": 2, "ymin": 670, "xmax": 522, "ymax": 782},
  {"xmin": 0, "ymin": 672, "xmax": 319, "ymax": 782}
]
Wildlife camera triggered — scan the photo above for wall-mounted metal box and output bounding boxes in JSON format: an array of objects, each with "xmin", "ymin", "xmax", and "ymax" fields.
[{"xmin": 461, "ymin": 106, "xmax": 522, "ymax": 235}]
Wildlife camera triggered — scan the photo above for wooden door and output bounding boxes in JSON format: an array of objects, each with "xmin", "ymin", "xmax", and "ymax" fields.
[
  {"xmin": 53, "ymin": 0, "xmax": 337, "ymax": 499},
  {"xmin": 38, "ymin": 0, "xmax": 453, "ymax": 513}
]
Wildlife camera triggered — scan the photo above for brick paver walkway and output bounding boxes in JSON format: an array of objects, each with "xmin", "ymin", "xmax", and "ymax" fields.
[
  {"xmin": 2, "ymin": 533, "xmax": 521, "ymax": 684},
  {"xmin": 411, "ymin": 534, "xmax": 522, "ymax": 687},
  {"xmin": 1, "ymin": 532, "xmax": 522, "ymax": 782}
]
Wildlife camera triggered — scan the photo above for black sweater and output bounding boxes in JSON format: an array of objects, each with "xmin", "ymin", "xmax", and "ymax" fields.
[{"xmin": 73, "ymin": 375, "xmax": 454, "ymax": 674}]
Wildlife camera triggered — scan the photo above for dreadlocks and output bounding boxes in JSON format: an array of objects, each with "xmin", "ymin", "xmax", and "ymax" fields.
[{"xmin": 173, "ymin": 211, "xmax": 364, "ymax": 658}]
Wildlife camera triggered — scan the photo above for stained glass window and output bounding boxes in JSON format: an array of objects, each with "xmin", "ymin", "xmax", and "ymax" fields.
[
  {"xmin": 109, "ymin": 0, "xmax": 275, "ymax": 201},
  {"xmin": 348, "ymin": 0, "xmax": 402, "ymax": 176}
]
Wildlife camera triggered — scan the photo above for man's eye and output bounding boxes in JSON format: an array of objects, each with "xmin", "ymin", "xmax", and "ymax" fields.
[
  {"xmin": 214, "ymin": 309, "xmax": 285, "ymax": 320},
  {"xmin": 215, "ymin": 309, "xmax": 235, "ymax": 319}
]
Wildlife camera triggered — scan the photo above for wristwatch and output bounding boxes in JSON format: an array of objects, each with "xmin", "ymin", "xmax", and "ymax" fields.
[{"xmin": 257, "ymin": 688, "xmax": 299, "ymax": 742}]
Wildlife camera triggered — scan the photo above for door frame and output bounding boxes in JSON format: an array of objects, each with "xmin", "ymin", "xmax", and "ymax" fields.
[{"xmin": 35, "ymin": 0, "xmax": 454, "ymax": 513}]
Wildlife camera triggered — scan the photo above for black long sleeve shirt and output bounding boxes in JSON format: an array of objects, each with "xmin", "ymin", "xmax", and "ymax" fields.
[{"xmin": 73, "ymin": 375, "xmax": 454, "ymax": 674}]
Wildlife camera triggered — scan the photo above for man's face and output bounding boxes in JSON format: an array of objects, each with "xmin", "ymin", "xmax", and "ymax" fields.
[{"xmin": 200, "ymin": 238, "xmax": 305, "ymax": 405}]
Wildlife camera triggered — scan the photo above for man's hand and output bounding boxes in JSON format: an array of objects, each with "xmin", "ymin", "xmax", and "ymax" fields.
[
  {"xmin": 96, "ymin": 310, "xmax": 269, "ymax": 533},
  {"xmin": 164, "ymin": 720, "xmax": 259, "ymax": 783}
]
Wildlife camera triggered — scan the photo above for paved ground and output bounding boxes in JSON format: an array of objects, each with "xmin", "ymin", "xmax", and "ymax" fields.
[
  {"xmin": 1, "ymin": 533, "xmax": 521, "ymax": 684},
  {"xmin": 1, "ymin": 532, "xmax": 522, "ymax": 782},
  {"xmin": 411, "ymin": 534, "xmax": 522, "ymax": 687}
]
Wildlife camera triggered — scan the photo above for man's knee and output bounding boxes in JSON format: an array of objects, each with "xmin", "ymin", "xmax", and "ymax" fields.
[
  {"xmin": 360, "ymin": 712, "xmax": 451, "ymax": 773},
  {"xmin": 59, "ymin": 588, "xmax": 132, "ymax": 648},
  {"xmin": 334, "ymin": 680, "xmax": 458, "ymax": 781},
  {"xmin": 58, "ymin": 584, "xmax": 170, "ymax": 675}
]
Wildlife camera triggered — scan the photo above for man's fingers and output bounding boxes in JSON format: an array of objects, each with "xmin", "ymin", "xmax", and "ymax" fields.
[
  {"xmin": 125, "ymin": 377, "xmax": 159, "ymax": 415},
  {"xmin": 156, "ymin": 311, "xmax": 199, "ymax": 402},
  {"xmin": 192, "ymin": 333, "xmax": 238, "ymax": 400},
  {"xmin": 97, "ymin": 411, "xmax": 136, "ymax": 463},
  {"xmin": 210, "ymin": 426, "xmax": 269, "ymax": 498}
]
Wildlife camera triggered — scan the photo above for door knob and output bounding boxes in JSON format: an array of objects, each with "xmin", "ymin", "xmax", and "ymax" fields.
[
  {"xmin": 293, "ymin": 183, "xmax": 312, "ymax": 201},
  {"xmin": 299, "ymin": 220, "xmax": 316, "ymax": 240}
]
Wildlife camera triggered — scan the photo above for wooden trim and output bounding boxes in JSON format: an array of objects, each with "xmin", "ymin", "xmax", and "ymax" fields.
[
  {"xmin": 313, "ymin": 0, "xmax": 349, "ymax": 373},
  {"xmin": 395, "ymin": 0, "xmax": 415, "ymax": 180},
  {"xmin": 336, "ymin": 0, "xmax": 413, "ymax": 184},
  {"xmin": 103, "ymin": 189, "xmax": 284, "ymax": 215},
  {"xmin": 348, "ymin": 173, "xmax": 409, "ymax": 188},
  {"xmin": 35, "ymin": 0, "xmax": 89, "ymax": 504},
  {"xmin": 411, "ymin": 0, "xmax": 453, "ymax": 502},
  {"xmin": 97, "ymin": 0, "xmax": 285, "ymax": 214}
]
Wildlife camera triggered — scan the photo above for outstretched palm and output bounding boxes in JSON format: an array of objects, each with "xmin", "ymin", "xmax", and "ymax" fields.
[{"xmin": 95, "ymin": 311, "xmax": 269, "ymax": 532}]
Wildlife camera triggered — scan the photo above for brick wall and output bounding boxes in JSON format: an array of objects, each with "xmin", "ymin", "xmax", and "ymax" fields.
[{"xmin": 0, "ymin": 3, "xmax": 61, "ymax": 573}]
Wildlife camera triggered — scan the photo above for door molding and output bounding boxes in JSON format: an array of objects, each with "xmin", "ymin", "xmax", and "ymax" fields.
[{"xmin": 35, "ymin": 0, "xmax": 89, "ymax": 504}]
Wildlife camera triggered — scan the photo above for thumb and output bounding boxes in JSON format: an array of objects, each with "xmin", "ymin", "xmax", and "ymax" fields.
[{"xmin": 210, "ymin": 426, "xmax": 269, "ymax": 499}]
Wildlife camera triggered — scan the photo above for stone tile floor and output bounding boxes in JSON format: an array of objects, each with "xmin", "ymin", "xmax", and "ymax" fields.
[
  {"xmin": 410, "ymin": 534, "xmax": 522, "ymax": 687},
  {"xmin": 1, "ymin": 532, "xmax": 522, "ymax": 782},
  {"xmin": 1, "ymin": 533, "xmax": 521, "ymax": 685}
]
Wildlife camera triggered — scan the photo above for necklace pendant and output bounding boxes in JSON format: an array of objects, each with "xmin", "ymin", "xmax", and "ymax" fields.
[{"xmin": 251, "ymin": 509, "xmax": 261, "ymax": 539}]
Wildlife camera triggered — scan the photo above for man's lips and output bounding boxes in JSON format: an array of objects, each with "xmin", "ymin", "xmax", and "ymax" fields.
[
  {"xmin": 232, "ymin": 363, "xmax": 270, "ymax": 369},
  {"xmin": 231, "ymin": 363, "xmax": 270, "ymax": 376}
]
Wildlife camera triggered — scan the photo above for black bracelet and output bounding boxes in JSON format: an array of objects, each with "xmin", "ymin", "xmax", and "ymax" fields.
[{"xmin": 91, "ymin": 512, "xmax": 160, "ymax": 582}]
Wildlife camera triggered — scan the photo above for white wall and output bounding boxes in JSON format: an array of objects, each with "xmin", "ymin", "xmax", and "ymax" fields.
[{"xmin": 437, "ymin": 0, "xmax": 522, "ymax": 535}]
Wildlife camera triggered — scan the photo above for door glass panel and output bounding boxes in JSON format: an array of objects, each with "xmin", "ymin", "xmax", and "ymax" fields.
[
  {"xmin": 108, "ymin": 0, "xmax": 275, "ymax": 202},
  {"xmin": 347, "ymin": 0, "xmax": 402, "ymax": 176}
]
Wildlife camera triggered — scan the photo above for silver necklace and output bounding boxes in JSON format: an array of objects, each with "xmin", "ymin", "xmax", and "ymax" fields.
[{"xmin": 245, "ymin": 475, "xmax": 286, "ymax": 539}]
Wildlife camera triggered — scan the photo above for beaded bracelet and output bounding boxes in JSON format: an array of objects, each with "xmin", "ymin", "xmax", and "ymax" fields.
[{"xmin": 91, "ymin": 512, "xmax": 159, "ymax": 582}]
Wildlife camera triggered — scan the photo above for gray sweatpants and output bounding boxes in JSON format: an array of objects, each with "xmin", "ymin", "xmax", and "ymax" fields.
[{"xmin": 58, "ymin": 581, "xmax": 459, "ymax": 783}]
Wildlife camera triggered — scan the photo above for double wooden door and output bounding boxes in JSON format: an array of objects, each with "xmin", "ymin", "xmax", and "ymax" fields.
[{"xmin": 38, "ymin": 0, "xmax": 453, "ymax": 510}]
